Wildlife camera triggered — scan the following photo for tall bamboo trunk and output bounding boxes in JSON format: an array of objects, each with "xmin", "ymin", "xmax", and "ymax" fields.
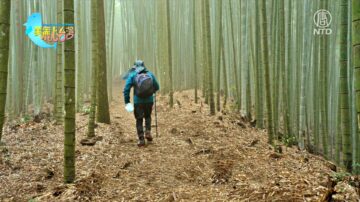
[
  {"xmin": 96, "ymin": 0, "xmax": 111, "ymax": 124},
  {"xmin": 299, "ymin": 1, "xmax": 312, "ymax": 150},
  {"xmin": 279, "ymin": 0, "xmax": 287, "ymax": 137},
  {"xmin": 259, "ymin": 0, "xmax": 274, "ymax": 144},
  {"xmin": 319, "ymin": 0, "xmax": 329, "ymax": 158},
  {"xmin": 87, "ymin": 0, "xmax": 98, "ymax": 138},
  {"xmin": 63, "ymin": 0, "xmax": 76, "ymax": 183},
  {"xmin": 55, "ymin": 0, "xmax": 64, "ymax": 124},
  {"xmin": 285, "ymin": 0, "xmax": 292, "ymax": 137},
  {"xmin": 0, "ymin": 0, "xmax": 11, "ymax": 142},
  {"xmin": 204, "ymin": 0, "xmax": 215, "ymax": 115},
  {"xmin": 221, "ymin": 19, "xmax": 228, "ymax": 109},
  {"xmin": 352, "ymin": 0, "xmax": 360, "ymax": 171},
  {"xmin": 193, "ymin": 0, "xmax": 198, "ymax": 104},
  {"xmin": 228, "ymin": 0, "xmax": 241, "ymax": 111},
  {"xmin": 271, "ymin": 0, "xmax": 279, "ymax": 140},
  {"xmin": 76, "ymin": 0, "xmax": 84, "ymax": 112},
  {"xmin": 166, "ymin": 0, "xmax": 174, "ymax": 107},
  {"xmin": 201, "ymin": 0, "xmax": 208, "ymax": 104},
  {"xmin": 255, "ymin": 1, "xmax": 264, "ymax": 129},
  {"xmin": 339, "ymin": 0, "xmax": 352, "ymax": 170},
  {"xmin": 216, "ymin": 0, "xmax": 223, "ymax": 112}
]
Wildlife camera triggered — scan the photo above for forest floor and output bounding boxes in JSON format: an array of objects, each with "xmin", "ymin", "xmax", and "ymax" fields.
[{"xmin": 1, "ymin": 82, "xmax": 360, "ymax": 201}]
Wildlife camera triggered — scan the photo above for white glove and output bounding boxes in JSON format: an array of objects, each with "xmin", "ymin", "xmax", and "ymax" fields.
[{"xmin": 125, "ymin": 103, "xmax": 134, "ymax": 112}]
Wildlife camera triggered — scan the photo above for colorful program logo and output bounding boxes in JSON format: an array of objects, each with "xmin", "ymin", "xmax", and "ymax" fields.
[{"xmin": 24, "ymin": 13, "xmax": 75, "ymax": 49}]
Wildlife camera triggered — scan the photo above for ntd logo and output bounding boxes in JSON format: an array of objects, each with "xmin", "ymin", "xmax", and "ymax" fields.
[{"xmin": 313, "ymin": 9, "xmax": 332, "ymax": 35}]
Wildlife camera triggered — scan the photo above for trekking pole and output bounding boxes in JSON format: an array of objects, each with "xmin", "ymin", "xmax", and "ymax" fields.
[{"xmin": 155, "ymin": 93, "xmax": 158, "ymax": 137}]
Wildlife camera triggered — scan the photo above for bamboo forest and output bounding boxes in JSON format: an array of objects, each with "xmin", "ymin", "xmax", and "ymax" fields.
[{"xmin": 2, "ymin": 0, "xmax": 360, "ymax": 201}]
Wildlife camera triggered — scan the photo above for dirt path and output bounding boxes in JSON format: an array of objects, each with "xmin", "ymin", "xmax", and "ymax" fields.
[{"xmin": 0, "ymin": 81, "xmax": 340, "ymax": 201}]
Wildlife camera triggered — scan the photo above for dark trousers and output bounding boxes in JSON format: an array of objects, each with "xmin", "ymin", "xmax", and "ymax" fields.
[{"xmin": 134, "ymin": 103, "xmax": 153, "ymax": 138}]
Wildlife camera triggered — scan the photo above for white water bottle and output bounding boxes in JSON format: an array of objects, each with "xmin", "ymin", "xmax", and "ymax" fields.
[{"xmin": 125, "ymin": 103, "xmax": 134, "ymax": 112}]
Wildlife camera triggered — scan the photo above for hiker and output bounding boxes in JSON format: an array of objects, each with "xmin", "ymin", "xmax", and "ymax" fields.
[{"xmin": 123, "ymin": 60, "xmax": 160, "ymax": 147}]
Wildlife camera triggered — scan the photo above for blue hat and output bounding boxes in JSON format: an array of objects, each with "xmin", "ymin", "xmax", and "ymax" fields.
[{"xmin": 134, "ymin": 60, "xmax": 144, "ymax": 67}]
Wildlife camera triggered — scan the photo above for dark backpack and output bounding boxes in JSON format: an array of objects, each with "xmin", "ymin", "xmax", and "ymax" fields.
[{"xmin": 134, "ymin": 72, "xmax": 154, "ymax": 98}]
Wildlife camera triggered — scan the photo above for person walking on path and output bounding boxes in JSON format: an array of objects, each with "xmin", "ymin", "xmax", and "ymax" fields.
[{"xmin": 123, "ymin": 60, "xmax": 160, "ymax": 147}]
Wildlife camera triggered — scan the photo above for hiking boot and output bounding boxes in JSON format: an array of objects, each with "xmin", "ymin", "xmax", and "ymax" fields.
[
  {"xmin": 138, "ymin": 137, "xmax": 145, "ymax": 147},
  {"xmin": 145, "ymin": 131, "xmax": 153, "ymax": 142}
]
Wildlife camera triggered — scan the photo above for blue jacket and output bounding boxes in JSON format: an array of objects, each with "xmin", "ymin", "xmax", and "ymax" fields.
[{"xmin": 123, "ymin": 68, "xmax": 160, "ymax": 104}]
